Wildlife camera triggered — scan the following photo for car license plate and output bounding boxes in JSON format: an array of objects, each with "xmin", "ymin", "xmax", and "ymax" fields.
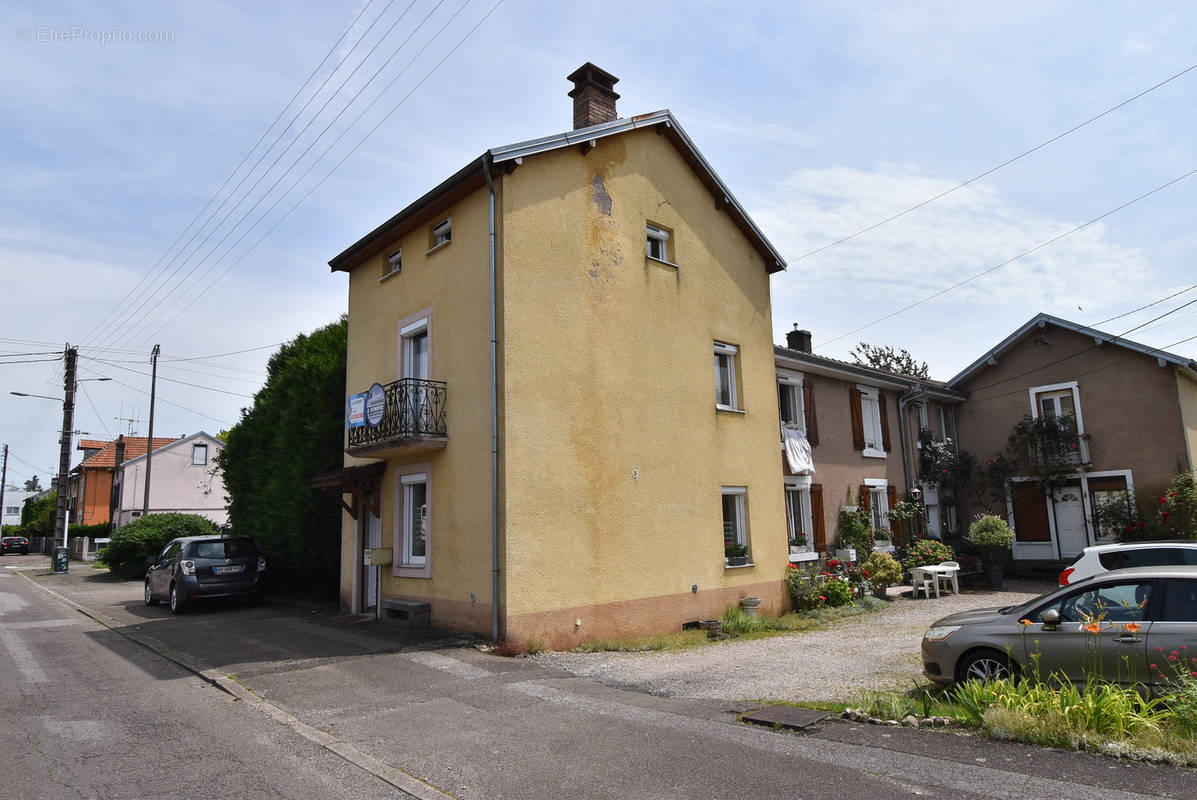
[{"xmin": 213, "ymin": 565, "xmax": 244, "ymax": 575}]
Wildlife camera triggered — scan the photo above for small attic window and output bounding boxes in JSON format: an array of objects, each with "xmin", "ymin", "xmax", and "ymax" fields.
[
  {"xmin": 646, "ymin": 223, "xmax": 672, "ymax": 263},
  {"xmin": 429, "ymin": 218, "xmax": 452, "ymax": 251},
  {"xmin": 384, "ymin": 248, "xmax": 402, "ymax": 277}
]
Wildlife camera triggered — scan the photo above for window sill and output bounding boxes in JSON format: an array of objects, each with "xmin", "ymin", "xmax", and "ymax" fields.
[
  {"xmin": 724, "ymin": 561, "xmax": 755, "ymax": 569},
  {"xmin": 862, "ymin": 448, "xmax": 887, "ymax": 459},
  {"xmin": 379, "ymin": 268, "xmax": 401, "ymax": 284},
  {"xmin": 646, "ymin": 255, "xmax": 679, "ymax": 269},
  {"xmin": 716, "ymin": 405, "xmax": 745, "ymax": 415},
  {"xmin": 789, "ymin": 551, "xmax": 818, "ymax": 562},
  {"xmin": 424, "ymin": 241, "xmax": 451, "ymax": 256}
]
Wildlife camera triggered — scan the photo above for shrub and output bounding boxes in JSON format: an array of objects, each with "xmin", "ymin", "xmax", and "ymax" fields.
[
  {"xmin": 862, "ymin": 550, "xmax": 902, "ymax": 586},
  {"xmin": 820, "ymin": 574, "xmax": 855, "ymax": 607},
  {"xmin": 967, "ymin": 514, "xmax": 1014, "ymax": 548},
  {"xmin": 900, "ymin": 538, "xmax": 954, "ymax": 570},
  {"xmin": 67, "ymin": 522, "xmax": 111, "ymax": 541},
  {"xmin": 786, "ymin": 564, "xmax": 826, "ymax": 611},
  {"xmin": 835, "ymin": 507, "xmax": 873, "ymax": 556},
  {"xmin": 101, "ymin": 513, "xmax": 219, "ymax": 579}
]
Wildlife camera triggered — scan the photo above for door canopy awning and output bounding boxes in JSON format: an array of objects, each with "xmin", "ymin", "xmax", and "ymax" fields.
[{"xmin": 308, "ymin": 462, "xmax": 386, "ymax": 520}]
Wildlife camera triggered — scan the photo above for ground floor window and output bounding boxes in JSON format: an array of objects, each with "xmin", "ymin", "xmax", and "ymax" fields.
[
  {"xmin": 866, "ymin": 483, "xmax": 889, "ymax": 534},
  {"xmin": 784, "ymin": 479, "xmax": 813, "ymax": 554},
  {"xmin": 722, "ymin": 486, "xmax": 748, "ymax": 562},
  {"xmin": 401, "ymin": 473, "xmax": 427, "ymax": 566},
  {"xmin": 1088, "ymin": 474, "xmax": 1131, "ymax": 542}
]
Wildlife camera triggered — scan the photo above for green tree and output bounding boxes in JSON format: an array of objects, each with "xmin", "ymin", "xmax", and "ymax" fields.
[
  {"xmin": 849, "ymin": 341, "xmax": 930, "ymax": 378},
  {"xmin": 20, "ymin": 491, "xmax": 56, "ymax": 533},
  {"xmin": 217, "ymin": 317, "xmax": 347, "ymax": 599},
  {"xmin": 23, "ymin": 475, "xmax": 42, "ymax": 492}
]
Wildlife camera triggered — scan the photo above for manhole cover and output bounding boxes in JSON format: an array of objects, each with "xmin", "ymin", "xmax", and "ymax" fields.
[{"xmin": 742, "ymin": 705, "xmax": 828, "ymax": 730}]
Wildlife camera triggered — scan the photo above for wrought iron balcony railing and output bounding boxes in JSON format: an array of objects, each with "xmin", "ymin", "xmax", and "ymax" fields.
[{"xmin": 347, "ymin": 378, "xmax": 447, "ymax": 452}]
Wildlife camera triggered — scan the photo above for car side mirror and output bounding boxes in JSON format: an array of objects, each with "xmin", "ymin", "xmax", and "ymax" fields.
[
  {"xmin": 1041, "ymin": 608, "xmax": 1060, "ymax": 631},
  {"xmin": 146, "ymin": 555, "xmax": 156, "ymax": 566}
]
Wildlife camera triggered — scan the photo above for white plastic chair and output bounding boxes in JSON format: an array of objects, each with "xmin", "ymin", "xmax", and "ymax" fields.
[
  {"xmin": 935, "ymin": 561, "xmax": 960, "ymax": 595},
  {"xmin": 911, "ymin": 567, "xmax": 935, "ymax": 599}
]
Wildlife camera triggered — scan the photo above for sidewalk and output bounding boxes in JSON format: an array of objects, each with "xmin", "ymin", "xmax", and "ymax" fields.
[{"xmin": 16, "ymin": 559, "xmax": 1195, "ymax": 800}]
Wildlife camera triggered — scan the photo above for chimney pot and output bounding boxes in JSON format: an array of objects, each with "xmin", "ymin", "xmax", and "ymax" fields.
[
  {"xmin": 567, "ymin": 62, "xmax": 620, "ymax": 130},
  {"xmin": 786, "ymin": 326, "xmax": 813, "ymax": 353}
]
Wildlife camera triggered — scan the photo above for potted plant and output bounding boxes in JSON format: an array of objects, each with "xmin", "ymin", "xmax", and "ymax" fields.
[
  {"xmin": 834, "ymin": 507, "xmax": 871, "ymax": 561},
  {"xmin": 724, "ymin": 542, "xmax": 749, "ymax": 567},
  {"xmin": 862, "ymin": 550, "xmax": 902, "ymax": 599},
  {"xmin": 967, "ymin": 514, "xmax": 1014, "ymax": 590},
  {"xmin": 871, "ymin": 528, "xmax": 894, "ymax": 553},
  {"xmin": 788, "ymin": 534, "xmax": 807, "ymax": 555}
]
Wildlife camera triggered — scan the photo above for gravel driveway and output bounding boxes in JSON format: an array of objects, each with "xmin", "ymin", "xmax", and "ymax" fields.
[{"xmin": 535, "ymin": 579, "xmax": 1056, "ymax": 702}]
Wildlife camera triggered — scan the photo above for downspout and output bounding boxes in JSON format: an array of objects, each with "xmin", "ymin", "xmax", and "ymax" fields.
[
  {"xmin": 481, "ymin": 154, "xmax": 500, "ymax": 642},
  {"xmin": 898, "ymin": 383, "xmax": 928, "ymax": 498}
]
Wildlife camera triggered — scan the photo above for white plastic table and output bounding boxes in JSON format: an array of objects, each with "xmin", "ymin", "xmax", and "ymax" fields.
[{"xmin": 911, "ymin": 564, "xmax": 960, "ymax": 598}]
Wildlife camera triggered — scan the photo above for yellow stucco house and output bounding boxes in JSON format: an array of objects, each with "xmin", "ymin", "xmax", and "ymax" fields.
[{"xmin": 322, "ymin": 64, "xmax": 789, "ymax": 648}]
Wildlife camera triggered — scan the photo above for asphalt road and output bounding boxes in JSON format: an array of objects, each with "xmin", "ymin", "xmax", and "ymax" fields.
[{"xmin": 3, "ymin": 553, "xmax": 1193, "ymax": 799}]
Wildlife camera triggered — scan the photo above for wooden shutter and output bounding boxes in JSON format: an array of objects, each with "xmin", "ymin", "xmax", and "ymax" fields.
[
  {"xmin": 1011, "ymin": 483, "xmax": 1052, "ymax": 541},
  {"xmin": 850, "ymin": 388, "xmax": 865, "ymax": 450},
  {"xmin": 879, "ymin": 392, "xmax": 892, "ymax": 452},
  {"xmin": 859, "ymin": 485, "xmax": 870, "ymax": 511},
  {"xmin": 811, "ymin": 483, "xmax": 826, "ymax": 551},
  {"xmin": 803, "ymin": 382, "xmax": 819, "ymax": 445}
]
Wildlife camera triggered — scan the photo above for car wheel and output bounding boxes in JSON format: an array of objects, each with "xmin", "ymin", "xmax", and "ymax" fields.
[
  {"xmin": 956, "ymin": 649, "xmax": 1012, "ymax": 683},
  {"xmin": 169, "ymin": 584, "xmax": 186, "ymax": 615},
  {"xmin": 144, "ymin": 580, "xmax": 159, "ymax": 606}
]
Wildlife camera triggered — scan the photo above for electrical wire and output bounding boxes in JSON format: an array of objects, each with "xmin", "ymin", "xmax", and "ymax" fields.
[
  {"xmin": 79, "ymin": 355, "xmax": 254, "ymax": 398},
  {"xmin": 77, "ymin": 371, "xmax": 234, "ymax": 427},
  {"xmin": 140, "ymin": 0, "xmax": 504, "ymax": 342},
  {"xmin": 76, "ymin": 381, "xmax": 114, "ymax": 439},
  {"xmin": 786, "ymin": 62, "xmax": 1197, "ymax": 265},
  {"xmin": 1089, "ymin": 285, "xmax": 1197, "ymax": 327},
  {"xmin": 817, "ymin": 166, "xmax": 1197, "ymax": 348}
]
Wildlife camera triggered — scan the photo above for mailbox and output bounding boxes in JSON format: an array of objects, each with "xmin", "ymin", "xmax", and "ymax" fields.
[{"xmin": 362, "ymin": 548, "xmax": 393, "ymax": 567}]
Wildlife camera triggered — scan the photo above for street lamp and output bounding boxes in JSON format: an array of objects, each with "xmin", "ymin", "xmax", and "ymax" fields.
[{"xmin": 10, "ymin": 376, "xmax": 111, "ymax": 554}]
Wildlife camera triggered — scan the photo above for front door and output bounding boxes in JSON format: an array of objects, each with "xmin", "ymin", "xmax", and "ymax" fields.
[
  {"xmin": 1053, "ymin": 483, "xmax": 1088, "ymax": 559},
  {"xmin": 361, "ymin": 507, "xmax": 381, "ymax": 611}
]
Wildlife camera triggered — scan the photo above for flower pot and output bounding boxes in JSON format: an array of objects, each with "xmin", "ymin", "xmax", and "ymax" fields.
[
  {"xmin": 984, "ymin": 565, "xmax": 1004, "ymax": 590},
  {"xmin": 872, "ymin": 583, "xmax": 889, "ymax": 599},
  {"xmin": 834, "ymin": 548, "xmax": 857, "ymax": 562},
  {"xmin": 726, "ymin": 556, "xmax": 749, "ymax": 567},
  {"xmin": 739, "ymin": 597, "xmax": 762, "ymax": 617}
]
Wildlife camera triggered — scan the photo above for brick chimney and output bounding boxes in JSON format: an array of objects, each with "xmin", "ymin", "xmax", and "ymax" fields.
[
  {"xmin": 567, "ymin": 62, "xmax": 620, "ymax": 130},
  {"xmin": 786, "ymin": 325, "xmax": 812, "ymax": 353}
]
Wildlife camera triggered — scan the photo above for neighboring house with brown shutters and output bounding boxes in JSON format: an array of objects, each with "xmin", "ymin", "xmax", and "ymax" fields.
[
  {"xmin": 947, "ymin": 313, "xmax": 1197, "ymax": 564},
  {"xmin": 68, "ymin": 436, "xmax": 182, "ymax": 526},
  {"xmin": 775, "ymin": 327, "xmax": 965, "ymax": 562}
]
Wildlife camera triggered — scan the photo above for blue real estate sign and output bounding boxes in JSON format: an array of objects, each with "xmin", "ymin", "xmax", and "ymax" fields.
[{"xmin": 346, "ymin": 392, "xmax": 366, "ymax": 428}]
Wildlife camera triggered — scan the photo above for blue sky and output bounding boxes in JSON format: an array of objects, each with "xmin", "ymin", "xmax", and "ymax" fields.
[{"xmin": 2, "ymin": 0, "xmax": 1195, "ymax": 486}]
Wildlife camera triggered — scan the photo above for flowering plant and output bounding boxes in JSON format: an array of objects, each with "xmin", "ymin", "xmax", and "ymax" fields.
[{"xmin": 899, "ymin": 537, "xmax": 953, "ymax": 570}]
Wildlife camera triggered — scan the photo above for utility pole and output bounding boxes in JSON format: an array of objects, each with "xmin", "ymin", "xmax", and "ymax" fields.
[
  {"xmin": 0, "ymin": 444, "xmax": 8, "ymax": 529},
  {"xmin": 54, "ymin": 345, "xmax": 78, "ymax": 550},
  {"xmin": 142, "ymin": 344, "xmax": 159, "ymax": 516}
]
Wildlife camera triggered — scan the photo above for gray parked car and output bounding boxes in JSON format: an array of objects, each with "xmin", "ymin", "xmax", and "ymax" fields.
[
  {"xmin": 922, "ymin": 565, "xmax": 1197, "ymax": 687},
  {"xmin": 145, "ymin": 535, "xmax": 267, "ymax": 614}
]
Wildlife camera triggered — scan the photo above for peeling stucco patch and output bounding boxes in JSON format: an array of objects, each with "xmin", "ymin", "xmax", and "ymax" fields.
[{"xmin": 591, "ymin": 174, "xmax": 612, "ymax": 215}]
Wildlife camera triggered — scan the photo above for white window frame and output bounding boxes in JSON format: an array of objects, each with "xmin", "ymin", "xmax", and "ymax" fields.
[
  {"xmin": 401, "ymin": 319, "xmax": 429, "ymax": 380},
  {"xmin": 714, "ymin": 341, "xmax": 740, "ymax": 412},
  {"xmin": 916, "ymin": 402, "xmax": 929, "ymax": 433},
  {"xmin": 646, "ymin": 223, "xmax": 673, "ymax": 264},
  {"xmin": 783, "ymin": 475, "xmax": 816, "ymax": 561},
  {"xmin": 721, "ymin": 486, "xmax": 749, "ymax": 564},
  {"xmin": 858, "ymin": 384, "xmax": 885, "ymax": 458},
  {"xmin": 1029, "ymin": 380, "xmax": 1088, "ymax": 462},
  {"xmin": 191, "ymin": 443, "xmax": 208, "ymax": 466},
  {"xmin": 400, "ymin": 473, "xmax": 427, "ymax": 566},
  {"xmin": 864, "ymin": 477, "xmax": 889, "ymax": 534},
  {"xmin": 777, "ymin": 370, "xmax": 804, "ymax": 433},
  {"xmin": 1082, "ymin": 469, "xmax": 1136, "ymax": 543},
  {"xmin": 384, "ymin": 247, "xmax": 402, "ymax": 277},
  {"xmin": 428, "ymin": 218, "xmax": 451, "ymax": 252}
]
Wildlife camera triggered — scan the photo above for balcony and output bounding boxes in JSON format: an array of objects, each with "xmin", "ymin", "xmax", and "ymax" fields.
[{"xmin": 346, "ymin": 378, "xmax": 447, "ymax": 456}]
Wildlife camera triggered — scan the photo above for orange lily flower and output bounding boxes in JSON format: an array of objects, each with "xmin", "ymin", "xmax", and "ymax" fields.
[
  {"xmin": 1082, "ymin": 622, "xmax": 1101, "ymax": 634},
  {"xmin": 1124, "ymin": 622, "xmax": 1141, "ymax": 634},
  {"xmin": 1018, "ymin": 619, "xmax": 1033, "ymax": 626}
]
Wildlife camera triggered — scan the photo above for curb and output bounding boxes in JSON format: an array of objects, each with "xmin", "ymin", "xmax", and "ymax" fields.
[{"xmin": 20, "ymin": 572, "xmax": 455, "ymax": 800}]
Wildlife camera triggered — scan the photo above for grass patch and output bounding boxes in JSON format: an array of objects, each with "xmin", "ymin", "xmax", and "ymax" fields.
[
  {"xmin": 851, "ymin": 673, "xmax": 1197, "ymax": 767},
  {"xmin": 569, "ymin": 595, "xmax": 889, "ymax": 653}
]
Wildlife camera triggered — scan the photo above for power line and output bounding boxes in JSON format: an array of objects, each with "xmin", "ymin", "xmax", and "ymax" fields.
[
  {"xmin": 79, "ymin": 0, "xmax": 385, "ymax": 353},
  {"xmin": 76, "ymin": 381, "xmax": 114, "ymax": 439},
  {"xmin": 79, "ymin": 355, "xmax": 254, "ymax": 398},
  {"xmin": 136, "ymin": 0, "xmax": 503, "ymax": 342},
  {"xmin": 89, "ymin": 0, "xmax": 422, "ymax": 355},
  {"xmin": 1089, "ymin": 284, "xmax": 1197, "ymax": 326},
  {"xmin": 78, "ymin": 370, "xmax": 234, "ymax": 427},
  {"xmin": 0, "ymin": 357, "xmax": 65, "ymax": 365},
  {"xmin": 786, "ymin": 62, "xmax": 1197, "ymax": 264},
  {"xmin": 817, "ymin": 166, "xmax": 1197, "ymax": 348}
]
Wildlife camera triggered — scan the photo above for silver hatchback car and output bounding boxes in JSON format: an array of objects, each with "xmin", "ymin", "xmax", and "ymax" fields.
[{"xmin": 922, "ymin": 565, "xmax": 1197, "ymax": 687}]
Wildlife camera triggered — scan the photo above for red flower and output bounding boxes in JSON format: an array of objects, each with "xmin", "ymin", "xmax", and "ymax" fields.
[{"xmin": 1159, "ymin": 496, "xmax": 1167, "ymax": 504}]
